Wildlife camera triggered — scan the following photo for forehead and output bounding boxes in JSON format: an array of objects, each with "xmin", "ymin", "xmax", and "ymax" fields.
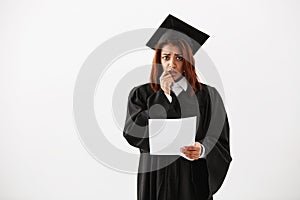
[{"xmin": 161, "ymin": 44, "xmax": 182, "ymax": 55}]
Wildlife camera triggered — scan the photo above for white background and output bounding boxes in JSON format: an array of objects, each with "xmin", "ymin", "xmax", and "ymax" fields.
[{"xmin": 1, "ymin": 0, "xmax": 300, "ymax": 199}]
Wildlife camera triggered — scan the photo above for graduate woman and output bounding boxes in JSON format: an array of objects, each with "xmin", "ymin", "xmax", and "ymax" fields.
[{"xmin": 123, "ymin": 14, "xmax": 232, "ymax": 200}]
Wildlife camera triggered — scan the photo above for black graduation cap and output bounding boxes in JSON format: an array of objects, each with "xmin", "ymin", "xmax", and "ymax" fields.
[{"xmin": 146, "ymin": 14, "xmax": 210, "ymax": 55}]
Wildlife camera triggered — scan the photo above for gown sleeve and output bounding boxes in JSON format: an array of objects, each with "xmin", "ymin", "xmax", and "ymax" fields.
[
  {"xmin": 123, "ymin": 86, "xmax": 181, "ymax": 152},
  {"xmin": 123, "ymin": 86, "xmax": 150, "ymax": 152},
  {"xmin": 202, "ymin": 86, "xmax": 232, "ymax": 196}
]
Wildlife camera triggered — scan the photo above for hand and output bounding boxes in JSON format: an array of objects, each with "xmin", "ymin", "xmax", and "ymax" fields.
[
  {"xmin": 159, "ymin": 70, "xmax": 174, "ymax": 95},
  {"xmin": 180, "ymin": 142, "xmax": 202, "ymax": 160}
]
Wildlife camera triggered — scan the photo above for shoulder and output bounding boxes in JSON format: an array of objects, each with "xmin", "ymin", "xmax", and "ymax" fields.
[
  {"xmin": 195, "ymin": 82, "xmax": 223, "ymax": 103},
  {"xmin": 128, "ymin": 83, "xmax": 155, "ymax": 102},
  {"xmin": 195, "ymin": 82, "xmax": 211, "ymax": 99},
  {"xmin": 197, "ymin": 82, "xmax": 219, "ymax": 96},
  {"xmin": 129, "ymin": 83, "xmax": 153, "ymax": 94},
  {"xmin": 198, "ymin": 82, "xmax": 214, "ymax": 92},
  {"xmin": 199, "ymin": 83, "xmax": 225, "ymax": 108}
]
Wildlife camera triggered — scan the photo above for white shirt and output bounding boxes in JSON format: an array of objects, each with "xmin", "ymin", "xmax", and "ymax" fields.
[
  {"xmin": 163, "ymin": 77, "xmax": 206, "ymax": 160},
  {"xmin": 164, "ymin": 75, "xmax": 188, "ymax": 101}
]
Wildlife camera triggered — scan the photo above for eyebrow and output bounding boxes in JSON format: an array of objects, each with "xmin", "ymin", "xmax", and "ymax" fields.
[{"xmin": 161, "ymin": 53, "xmax": 183, "ymax": 56}]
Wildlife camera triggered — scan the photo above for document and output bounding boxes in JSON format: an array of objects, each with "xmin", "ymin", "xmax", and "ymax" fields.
[{"xmin": 148, "ymin": 116, "xmax": 197, "ymax": 155}]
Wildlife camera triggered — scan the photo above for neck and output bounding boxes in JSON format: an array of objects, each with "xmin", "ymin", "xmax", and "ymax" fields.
[{"xmin": 174, "ymin": 75, "xmax": 184, "ymax": 82}]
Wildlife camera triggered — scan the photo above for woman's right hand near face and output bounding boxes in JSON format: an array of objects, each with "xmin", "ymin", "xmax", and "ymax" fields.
[{"xmin": 159, "ymin": 70, "xmax": 174, "ymax": 95}]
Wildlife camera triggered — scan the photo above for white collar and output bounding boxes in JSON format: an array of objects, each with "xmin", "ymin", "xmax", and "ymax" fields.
[{"xmin": 171, "ymin": 76, "xmax": 188, "ymax": 91}]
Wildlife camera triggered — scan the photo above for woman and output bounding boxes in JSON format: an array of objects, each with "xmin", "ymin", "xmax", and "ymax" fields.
[{"xmin": 123, "ymin": 14, "xmax": 232, "ymax": 200}]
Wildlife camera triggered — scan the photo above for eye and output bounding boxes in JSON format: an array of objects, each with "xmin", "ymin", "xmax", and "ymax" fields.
[
  {"xmin": 176, "ymin": 56, "xmax": 183, "ymax": 61},
  {"xmin": 162, "ymin": 55, "xmax": 169, "ymax": 60}
]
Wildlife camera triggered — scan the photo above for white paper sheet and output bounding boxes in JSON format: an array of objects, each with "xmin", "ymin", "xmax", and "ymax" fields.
[{"xmin": 149, "ymin": 116, "xmax": 197, "ymax": 155}]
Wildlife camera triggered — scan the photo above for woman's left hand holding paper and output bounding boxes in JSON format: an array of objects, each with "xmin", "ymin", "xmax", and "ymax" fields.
[{"xmin": 180, "ymin": 142, "xmax": 202, "ymax": 160}]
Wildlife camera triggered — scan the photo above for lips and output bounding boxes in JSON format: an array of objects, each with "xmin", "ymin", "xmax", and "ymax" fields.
[{"xmin": 169, "ymin": 71, "xmax": 177, "ymax": 75}]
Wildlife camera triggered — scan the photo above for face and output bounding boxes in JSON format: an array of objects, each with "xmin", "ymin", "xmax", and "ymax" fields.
[{"xmin": 160, "ymin": 44, "xmax": 184, "ymax": 81}]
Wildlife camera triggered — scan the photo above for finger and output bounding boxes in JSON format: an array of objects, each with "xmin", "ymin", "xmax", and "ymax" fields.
[
  {"xmin": 183, "ymin": 149, "xmax": 200, "ymax": 156},
  {"xmin": 183, "ymin": 152, "xmax": 192, "ymax": 158},
  {"xmin": 164, "ymin": 77, "xmax": 173, "ymax": 82},
  {"xmin": 170, "ymin": 81, "xmax": 174, "ymax": 87},
  {"xmin": 182, "ymin": 146, "xmax": 198, "ymax": 151},
  {"xmin": 163, "ymin": 73, "xmax": 172, "ymax": 79},
  {"xmin": 162, "ymin": 77, "xmax": 174, "ymax": 86},
  {"xmin": 185, "ymin": 152, "xmax": 200, "ymax": 158},
  {"xmin": 161, "ymin": 75, "xmax": 171, "ymax": 83},
  {"xmin": 186, "ymin": 146, "xmax": 198, "ymax": 151},
  {"xmin": 184, "ymin": 153, "xmax": 197, "ymax": 160},
  {"xmin": 184, "ymin": 150, "xmax": 200, "ymax": 157},
  {"xmin": 161, "ymin": 75, "xmax": 172, "ymax": 83},
  {"xmin": 185, "ymin": 151, "xmax": 200, "ymax": 156},
  {"xmin": 180, "ymin": 147, "xmax": 185, "ymax": 153},
  {"xmin": 161, "ymin": 70, "xmax": 170, "ymax": 78},
  {"xmin": 194, "ymin": 142, "xmax": 201, "ymax": 147}
]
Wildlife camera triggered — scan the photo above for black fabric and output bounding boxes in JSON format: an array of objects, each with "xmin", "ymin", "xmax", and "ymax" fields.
[
  {"xmin": 123, "ymin": 83, "xmax": 231, "ymax": 200},
  {"xmin": 145, "ymin": 14, "xmax": 210, "ymax": 55}
]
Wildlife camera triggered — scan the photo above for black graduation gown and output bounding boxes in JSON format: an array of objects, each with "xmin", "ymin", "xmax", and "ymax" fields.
[{"xmin": 123, "ymin": 82, "xmax": 232, "ymax": 200}]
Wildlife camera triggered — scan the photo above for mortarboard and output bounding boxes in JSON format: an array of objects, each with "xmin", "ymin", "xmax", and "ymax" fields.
[{"xmin": 146, "ymin": 14, "xmax": 210, "ymax": 55}]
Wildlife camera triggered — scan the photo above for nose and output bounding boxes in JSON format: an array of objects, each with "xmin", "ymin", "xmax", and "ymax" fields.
[{"xmin": 169, "ymin": 56, "xmax": 176, "ymax": 69}]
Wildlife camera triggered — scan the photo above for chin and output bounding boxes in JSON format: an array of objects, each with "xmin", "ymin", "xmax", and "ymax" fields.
[{"xmin": 174, "ymin": 75, "xmax": 183, "ymax": 82}]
